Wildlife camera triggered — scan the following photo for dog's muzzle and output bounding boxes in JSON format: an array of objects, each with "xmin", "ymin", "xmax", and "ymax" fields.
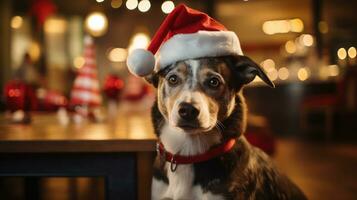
[{"xmin": 176, "ymin": 102, "xmax": 200, "ymax": 129}]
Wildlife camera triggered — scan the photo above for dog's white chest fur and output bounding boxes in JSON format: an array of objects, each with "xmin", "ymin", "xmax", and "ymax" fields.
[
  {"xmin": 151, "ymin": 123, "xmax": 225, "ymax": 200},
  {"xmin": 152, "ymin": 166, "xmax": 224, "ymax": 200}
]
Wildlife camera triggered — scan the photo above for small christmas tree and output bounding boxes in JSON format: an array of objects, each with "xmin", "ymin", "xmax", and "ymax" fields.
[{"xmin": 70, "ymin": 35, "xmax": 103, "ymax": 123}]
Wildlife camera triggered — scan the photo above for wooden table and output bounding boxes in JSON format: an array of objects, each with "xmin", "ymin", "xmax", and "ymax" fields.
[{"xmin": 0, "ymin": 107, "xmax": 157, "ymax": 200}]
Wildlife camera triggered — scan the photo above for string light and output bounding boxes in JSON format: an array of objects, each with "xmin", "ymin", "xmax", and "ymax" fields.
[
  {"xmin": 285, "ymin": 40, "xmax": 296, "ymax": 54},
  {"xmin": 126, "ymin": 0, "xmax": 138, "ymax": 10},
  {"xmin": 267, "ymin": 69, "xmax": 278, "ymax": 81},
  {"xmin": 300, "ymin": 34, "xmax": 314, "ymax": 47},
  {"xmin": 348, "ymin": 47, "xmax": 356, "ymax": 59},
  {"xmin": 337, "ymin": 48, "xmax": 347, "ymax": 60},
  {"xmin": 278, "ymin": 67, "xmax": 289, "ymax": 80},
  {"xmin": 11, "ymin": 16, "xmax": 23, "ymax": 29},
  {"xmin": 261, "ymin": 59, "xmax": 275, "ymax": 72},
  {"xmin": 297, "ymin": 67, "xmax": 309, "ymax": 81},
  {"xmin": 262, "ymin": 18, "xmax": 303, "ymax": 35},
  {"xmin": 138, "ymin": 0, "xmax": 151, "ymax": 12},
  {"xmin": 289, "ymin": 18, "xmax": 304, "ymax": 32},
  {"xmin": 161, "ymin": 1, "xmax": 175, "ymax": 14}
]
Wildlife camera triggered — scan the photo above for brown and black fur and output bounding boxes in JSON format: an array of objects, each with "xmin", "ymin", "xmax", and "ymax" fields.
[{"xmin": 148, "ymin": 55, "xmax": 307, "ymax": 199}]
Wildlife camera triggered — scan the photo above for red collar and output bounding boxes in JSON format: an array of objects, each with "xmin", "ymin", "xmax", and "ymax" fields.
[{"xmin": 157, "ymin": 138, "xmax": 236, "ymax": 171}]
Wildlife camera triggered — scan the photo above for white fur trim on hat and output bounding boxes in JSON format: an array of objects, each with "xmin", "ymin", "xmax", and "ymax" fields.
[
  {"xmin": 127, "ymin": 48, "xmax": 155, "ymax": 77},
  {"xmin": 155, "ymin": 31, "xmax": 243, "ymax": 71}
]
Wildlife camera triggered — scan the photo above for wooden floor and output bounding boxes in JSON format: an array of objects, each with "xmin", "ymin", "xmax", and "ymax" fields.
[{"xmin": 273, "ymin": 139, "xmax": 357, "ymax": 200}]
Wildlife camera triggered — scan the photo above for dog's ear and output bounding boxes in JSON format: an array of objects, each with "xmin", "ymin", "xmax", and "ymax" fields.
[
  {"xmin": 228, "ymin": 55, "xmax": 275, "ymax": 88},
  {"xmin": 144, "ymin": 73, "xmax": 159, "ymax": 88}
]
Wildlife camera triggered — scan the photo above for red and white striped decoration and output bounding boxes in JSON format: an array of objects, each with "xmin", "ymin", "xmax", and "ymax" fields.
[{"xmin": 70, "ymin": 36, "xmax": 102, "ymax": 107}]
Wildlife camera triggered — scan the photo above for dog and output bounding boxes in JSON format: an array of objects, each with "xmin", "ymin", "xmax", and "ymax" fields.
[{"xmin": 144, "ymin": 55, "xmax": 307, "ymax": 200}]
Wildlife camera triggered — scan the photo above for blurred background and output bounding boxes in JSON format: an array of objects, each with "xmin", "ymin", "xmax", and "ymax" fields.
[{"xmin": 0, "ymin": 0, "xmax": 356, "ymax": 199}]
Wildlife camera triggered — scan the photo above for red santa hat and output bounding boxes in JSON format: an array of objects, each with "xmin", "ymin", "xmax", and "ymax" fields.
[{"xmin": 127, "ymin": 4, "xmax": 243, "ymax": 77}]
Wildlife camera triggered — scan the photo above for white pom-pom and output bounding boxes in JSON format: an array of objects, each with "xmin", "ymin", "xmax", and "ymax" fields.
[{"xmin": 127, "ymin": 49, "xmax": 155, "ymax": 77}]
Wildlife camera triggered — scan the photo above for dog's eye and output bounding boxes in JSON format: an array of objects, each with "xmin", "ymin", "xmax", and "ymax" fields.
[
  {"xmin": 208, "ymin": 77, "xmax": 220, "ymax": 88},
  {"xmin": 167, "ymin": 75, "xmax": 179, "ymax": 86}
]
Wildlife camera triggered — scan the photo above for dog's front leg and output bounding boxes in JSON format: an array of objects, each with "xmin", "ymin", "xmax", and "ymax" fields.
[{"xmin": 152, "ymin": 177, "xmax": 169, "ymax": 200}]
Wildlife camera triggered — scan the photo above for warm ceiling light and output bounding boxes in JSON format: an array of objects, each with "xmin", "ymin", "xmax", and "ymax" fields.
[
  {"xmin": 289, "ymin": 18, "xmax": 304, "ymax": 32},
  {"xmin": 85, "ymin": 12, "xmax": 108, "ymax": 37},
  {"xmin": 297, "ymin": 67, "xmax": 309, "ymax": 81},
  {"xmin": 138, "ymin": 0, "xmax": 151, "ymax": 12},
  {"xmin": 161, "ymin": 1, "xmax": 175, "ymax": 14},
  {"xmin": 337, "ymin": 48, "xmax": 347, "ymax": 60},
  {"xmin": 262, "ymin": 18, "xmax": 303, "ymax": 35},
  {"xmin": 111, "ymin": 0, "xmax": 123, "ymax": 8},
  {"xmin": 285, "ymin": 40, "xmax": 296, "ymax": 54},
  {"xmin": 96, "ymin": 0, "xmax": 105, "ymax": 2},
  {"xmin": 108, "ymin": 48, "xmax": 127, "ymax": 62},
  {"xmin": 348, "ymin": 47, "xmax": 356, "ymax": 59},
  {"xmin": 278, "ymin": 67, "xmax": 289, "ymax": 80},
  {"xmin": 126, "ymin": 0, "xmax": 138, "ymax": 10},
  {"xmin": 300, "ymin": 34, "xmax": 314, "ymax": 47},
  {"xmin": 11, "ymin": 16, "xmax": 23, "ymax": 29},
  {"xmin": 44, "ymin": 17, "xmax": 67, "ymax": 34}
]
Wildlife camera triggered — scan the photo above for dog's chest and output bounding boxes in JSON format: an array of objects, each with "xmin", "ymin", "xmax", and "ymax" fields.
[{"xmin": 152, "ymin": 163, "xmax": 225, "ymax": 200}]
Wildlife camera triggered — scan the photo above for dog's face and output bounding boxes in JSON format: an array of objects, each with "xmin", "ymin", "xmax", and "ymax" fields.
[{"xmin": 148, "ymin": 55, "xmax": 273, "ymax": 135}]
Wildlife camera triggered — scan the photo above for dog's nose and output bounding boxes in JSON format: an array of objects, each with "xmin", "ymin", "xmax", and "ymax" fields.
[{"xmin": 178, "ymin": 103, "xmax": 199, "ymax": 120}]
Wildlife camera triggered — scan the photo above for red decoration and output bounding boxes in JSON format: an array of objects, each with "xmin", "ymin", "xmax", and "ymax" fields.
[
  {"xmin": 30, "ymin": 0, "xmax": 57, "ymax": 26},
  {"xmin": 103, "ymin": 74, "xmax": 124, "ymax": 100},
  {"xmin": 39, "ymin": 90, "xmax": 68, "ymax": 111},
  {"xmin": 70, "ymin": 36, "xmax": 102, "ymax": 108},
  {"xmin": 123, "ymin": 75, "xmax": 149, "ymax": 102},
  {"xmin": 4, "ymin": 80, "xmax": 37, "ymax": 111}
]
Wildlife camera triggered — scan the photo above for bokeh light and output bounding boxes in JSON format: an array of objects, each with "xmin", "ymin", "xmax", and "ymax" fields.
[
  {"xmin": 161, "ymin": 1, "xmax": 175, "ymax": 14},
  {"xmin": 128, "ymin": 32, "xmax": 150, "ymax": 53},
  {"xmin": 108, "ymin": 48, "xmax": 127, "ymax": 62},
  {"xmin": 11, "ymin": 16, "xmax": 23, "ymax": 29},
  {"xmin": 138, "ymin": 0, "xmax": 151, "ymax": 12},
  {"xmin": 348, "ymin": 47, "xmax": 356, "ymax": 59},
  {"xmin": 278, "ymin": 67, "xmax": 289, "ymax": 80},
  {"xmin": 262, "ymin": 18, "xmax": 303, "ymax": 35},
  {"xmin": 126, "ymin": 0, "xmax": 138, "ymax": 10},
  {"xmin": 29, "ymin": 42, "xmax": 41, "ymax": 62},
  {"xmin": 297, "ymin": 67, "xmax": 309, "ymax": 81},
  {"xmin": 267, "ymin": 69, "xmax": 278, "ymax": 81},
  {"xmin": 337, "ymin": 48, "xmax": 347, "ymax": 60},
  {"xmin": 285, "ymin": 40, "xmax": 296, "ymax": 54},
  {"xmin": 85, "ymin": 12, "xmax": 108, "ymax": 37},
  {"xmin": 261, "ymin": 59, "xmax": 275, "ymax": 72},
  {"xmin": 300, "ymin": 34, "xmax": 314, "ymax": 47},
  {"xmin": 73, "ymin": 56, "xmax": 85, "ymax": 69},
  {"xmin": 111, "ymin": 0, "xmax": 123, "ymax": 8}
]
